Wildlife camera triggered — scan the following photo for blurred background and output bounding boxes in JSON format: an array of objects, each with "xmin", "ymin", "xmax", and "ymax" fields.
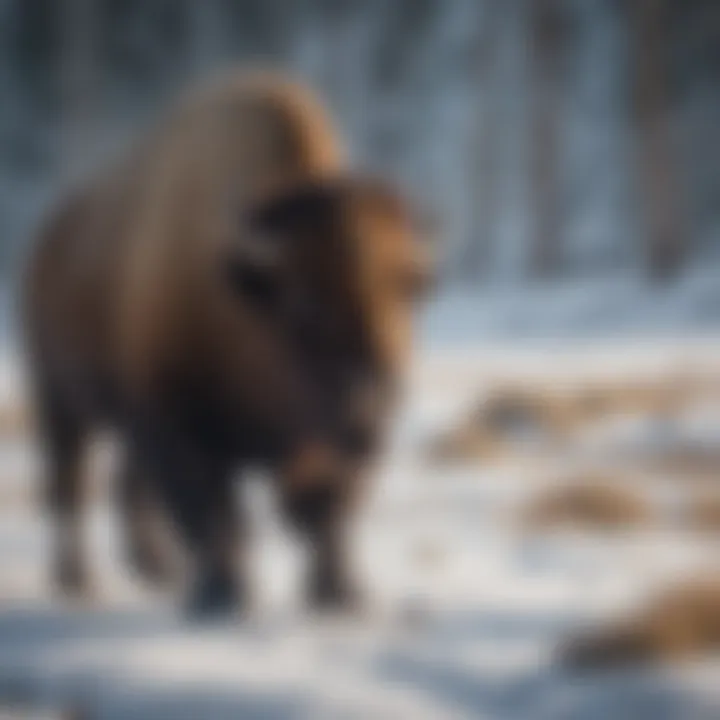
[
  {"xmin": 1, "ymin": 1, "xmax": 720, "ymax": 718},
  {"xmin": 1, "ymin": 0, "xmax": 720, "ymax": 298}
]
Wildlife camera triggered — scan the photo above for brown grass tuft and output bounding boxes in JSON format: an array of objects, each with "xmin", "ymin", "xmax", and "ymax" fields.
[
  {"xmin": 425, "ymin": 424, "xmax": 506, "ymax": 463},
  {"xmin": 425, "ymin": 374, "xmax": 698, "ymax": 465},
  {"xmin": 560, "ymin": 577, "xmax": 720, "ymax": 670},
  {"xmin": 522, "ymin": 478, "xmax": 650, "ymax": 531},
  {"xmin": 423, "ymin": 365, "xmax": 720, "ymax": 470},
  {"xmin": 426, "ymin": 385, "xmax": 566, "ymax": 464},
  {"xmin": 0, "ymin": 398, "xmax": 31, "ymax": 438},
  {"xmin": 638, "ymin": 445, "xmax": 720, "ymax": 484},
  {"xmin": 682, "ymin": 494, "xmax": 720, "ymax": 532}
]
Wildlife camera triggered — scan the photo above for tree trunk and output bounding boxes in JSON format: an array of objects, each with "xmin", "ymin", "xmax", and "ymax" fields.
[
  {"xmin": 463, "ymin": 0, "xmax": 503, "ymax": 283},
  {"xmin": 631, "ymin": 0, "xmax": 684, "ymax": 282},
  {"xmin": 528, "ymin": 0, "xmax": 564, "ymax": 278},
  {"xmin": 186, "ymin": 0, "xmax": 227, "ymax": 78},
  {"xmin": 60, "ymin": 0, "xmax": 97, "ymax": 182}
]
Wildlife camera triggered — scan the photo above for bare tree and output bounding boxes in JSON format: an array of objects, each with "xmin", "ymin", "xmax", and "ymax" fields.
[
  {"xmin": 60, "ymin": 0, "xmax": 98, "ymax": 181},
  {"xmin": 185, "ymin": 0, "xmax": 230, "ymax": 78},
  {"xmin": 528, "ymin": 0, "xmax": 564, "ymax": 278},
  {"xmin": 631, "ymin": 0, "xmax": 684, "ymax": 281},
  {"xmin": 320, "ymin": 0, "xmax": 362, "ymax": 136},
  {"xmin": 462, "ymin": 0, "xmax": 503, "ymax": 283}
]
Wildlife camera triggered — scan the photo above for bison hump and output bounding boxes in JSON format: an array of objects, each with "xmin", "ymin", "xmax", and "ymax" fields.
[{"xmin": 116, "ymin": 71, "xmax": 345, "ymax": 393}]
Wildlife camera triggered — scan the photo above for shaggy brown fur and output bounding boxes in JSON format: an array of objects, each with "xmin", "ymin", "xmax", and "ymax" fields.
[
  {"xmin": 23, "ymin": 71, "xmax": 429, "ymax": 616},
  {"xmin": 561, "ymin": 577, "xmax": 720, "ymax": 669}
]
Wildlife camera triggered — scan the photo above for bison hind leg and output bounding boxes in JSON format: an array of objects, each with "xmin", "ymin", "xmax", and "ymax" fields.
[
  {"xmin": 117, "ymin": 451, "xmax": 178, "ymax": 587},
  {"xmin": 184, "ymin": 566, "xmax": 241, "ymax": 619},
  {"xmin": 35, "ymin": 383, "xmax": 94, "ymax": 600}
]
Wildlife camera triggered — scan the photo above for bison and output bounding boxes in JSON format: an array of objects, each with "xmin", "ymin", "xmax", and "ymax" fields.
[{"xmin": 22, "ymin": 72, "xmax": 431, "ymax": 617}]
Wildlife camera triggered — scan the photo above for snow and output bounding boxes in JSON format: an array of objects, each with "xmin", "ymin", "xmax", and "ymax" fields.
[
  {"xmin": 422, "ymin": 269, "xmax": 720, "ymax": 345},
  {"xmin": 0, "ymin": 340, "xmax": 719, "ymax": 718}
]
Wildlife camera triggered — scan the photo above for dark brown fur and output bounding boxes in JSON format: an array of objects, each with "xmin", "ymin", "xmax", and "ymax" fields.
[{"xmin": 23, "ymin": 72, "xmax": 429, "ymax": 616}]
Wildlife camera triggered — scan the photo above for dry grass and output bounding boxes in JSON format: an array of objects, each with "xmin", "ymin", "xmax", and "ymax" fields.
[
  {"xmin": 425, "ymin": 424, "xmax": 506, "ymax": 463},
  {"xmin": 425, "ymin": 374, "xmax": 703, "ymax": 465},
  {"xmin": 522, "ymin": 477, "xmax": 650, "ymax": 531},
  {"xmin": 560, "ymin": 577, "xmax": 720, "ymax": 669},
  {"xmin": 475, "ymin": 386, "xmax": 562, "ymax": 435},
  {"xmin": 411, "ymin": 540, "xmax": 447, "ymax": 572},
  {"xmin": 633, "ymin": 445, "xmax": 720, "ymax": 484},
  {"xmin": 489, "ymin": 377, "xmax": 690, "ymax": 433},
  {"xmin": 0, "ymin": 398, "xmax": 31, "ymax": 439},
  {"xmin": 426, "ymin": 385, "xmax": 571, "ymax": 464},
  {"xmin": 682, "ymin": 493, "xmax": 720, "ymax": 533},
  {"xmin": 586, "ymin": 380, "xmax": 682, "ymax": 418}
]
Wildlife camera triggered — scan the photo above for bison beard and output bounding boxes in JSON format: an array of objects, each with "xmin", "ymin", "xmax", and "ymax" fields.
[{"xmin": 22, "ymin": 71, "xmax": 427, "ymax": 618}]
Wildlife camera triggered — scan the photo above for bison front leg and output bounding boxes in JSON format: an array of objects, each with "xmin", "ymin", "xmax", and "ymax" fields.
[
  {"xmin": 184, "ymin": 475, "xmax": 248, "ymax": 619},
  {"xmin": 282, "ymin": 480, "xmax": 362, "ymax": 612},
  {"xmin": 146, "ymin": 443, "xmax": 247, "ymax": 619}
]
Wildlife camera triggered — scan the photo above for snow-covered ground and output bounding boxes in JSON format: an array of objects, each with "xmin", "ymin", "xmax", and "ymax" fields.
[{"xmin": 1, "ymin": 340, "xmax": 720, "ymax": 719}]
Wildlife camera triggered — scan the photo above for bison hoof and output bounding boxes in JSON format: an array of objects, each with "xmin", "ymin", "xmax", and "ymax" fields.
[
  {"xmin": 127, "ymin": 545, "xmax": 175, "ymax": 587},
  {"xmin": 54, "ymin": 557, "xmax": 93, "ymax": 600},
  {"xmin": 308, "ymin": 574, "xmax": 364, "ymax": 614},
  {"xmin": 185, "ymin": 573, "xmax": 241, "ymax": 620}
]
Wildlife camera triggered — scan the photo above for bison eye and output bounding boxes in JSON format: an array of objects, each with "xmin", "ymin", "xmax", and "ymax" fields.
[{"xmin": 224, "ymin": 257, "xmax": 280, "ymax": 309}]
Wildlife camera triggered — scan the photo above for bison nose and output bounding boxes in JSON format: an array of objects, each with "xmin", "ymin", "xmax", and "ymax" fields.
[{"xmin": 284, "ymin": 441, "xmax": 341, "ymax": 490}]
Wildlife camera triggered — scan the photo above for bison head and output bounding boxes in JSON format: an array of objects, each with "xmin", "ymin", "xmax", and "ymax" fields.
[{"xmin": 226, "ymin": 176, "xmax": 434, "ymax": 456}]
